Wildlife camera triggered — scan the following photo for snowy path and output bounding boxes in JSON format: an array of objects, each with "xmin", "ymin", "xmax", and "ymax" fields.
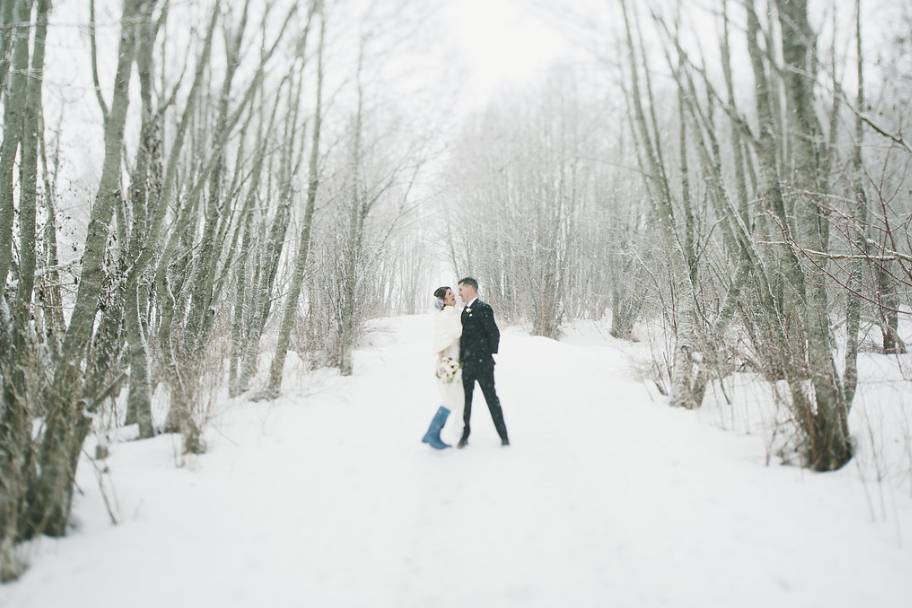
[{"xmin": 3, "ymin": 315, "xmax": 910, "ymax": 607}]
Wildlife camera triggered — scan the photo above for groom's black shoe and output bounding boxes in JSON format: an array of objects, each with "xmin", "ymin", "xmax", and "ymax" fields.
[
  {"xmin": 501, "ymin": 438, "xmax": 510, "ymax": 447},
  {"xmin": 457, "ymin": 427, "xmax": 469, "ymax": 449}
]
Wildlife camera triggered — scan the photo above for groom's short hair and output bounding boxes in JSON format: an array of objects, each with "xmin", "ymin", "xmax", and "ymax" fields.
[{"xmin": 458, "ymin": 277, "xmax": 479, "ymax": 290}]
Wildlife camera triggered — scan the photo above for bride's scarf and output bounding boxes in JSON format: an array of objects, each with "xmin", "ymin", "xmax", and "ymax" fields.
[{"xmin": 432, "ymin": 306, "xmax": 462, "ymax": 354}]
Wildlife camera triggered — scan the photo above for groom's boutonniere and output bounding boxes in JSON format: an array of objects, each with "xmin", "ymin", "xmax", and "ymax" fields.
[{"xmin": 465, "ymin": 307, "xmax": 472, "ymax": 314}]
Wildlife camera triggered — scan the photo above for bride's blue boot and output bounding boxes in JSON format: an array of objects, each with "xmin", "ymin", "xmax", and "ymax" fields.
[{"xmin": 422, "ymin": 406, "xmax": 451, "ymax": 449}]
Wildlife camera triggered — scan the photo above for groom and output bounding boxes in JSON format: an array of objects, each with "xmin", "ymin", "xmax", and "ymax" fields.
[{"xmin": 457, "ymin": 277, "xmax": 510, "ymax": 447}]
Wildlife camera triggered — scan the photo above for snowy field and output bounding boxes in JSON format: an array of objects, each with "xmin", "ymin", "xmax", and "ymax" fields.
[{"xmin": 2, "ymin": 315, "xmax": 911, "ymax": 607}]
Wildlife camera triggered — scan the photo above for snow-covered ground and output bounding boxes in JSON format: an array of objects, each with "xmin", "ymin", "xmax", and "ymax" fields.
[{"xmin": 3, "ymin": 315, "xmax": 911, "ymax": 607}]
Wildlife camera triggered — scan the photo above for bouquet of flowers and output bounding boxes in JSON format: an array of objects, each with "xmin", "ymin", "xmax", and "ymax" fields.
[{"xmin": 435, "ymin": 356, "xmax": 461, "ymax": 383}]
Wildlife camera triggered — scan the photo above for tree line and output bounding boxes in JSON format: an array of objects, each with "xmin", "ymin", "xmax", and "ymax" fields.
[
  {"xmin": 0, "ymin": 0, "xmax": 430, "ymax": 580},
  {"xmin": 447, "ymin": 0, "xmax": 911, "ymax": 473}
]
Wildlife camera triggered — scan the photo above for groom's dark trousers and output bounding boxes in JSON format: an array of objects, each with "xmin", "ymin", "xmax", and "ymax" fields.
[
  {"xmin": 462, "ymin": 360, "xmax": 508, "ymax": 442},
  {"xmin": 460, "ymin": 300, "xmax": 509, "ymax": 443}
]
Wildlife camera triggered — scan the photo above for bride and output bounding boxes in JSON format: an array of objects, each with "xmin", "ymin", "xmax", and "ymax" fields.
[{"xmin": 421, "ymin": 285, "xmax": 464, "ymax": 449}]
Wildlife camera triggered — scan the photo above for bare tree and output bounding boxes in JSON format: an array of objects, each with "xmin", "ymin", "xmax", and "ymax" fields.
[{"xmin": 262, "ymin": 1, "xmax": 325, "ymax": 398}]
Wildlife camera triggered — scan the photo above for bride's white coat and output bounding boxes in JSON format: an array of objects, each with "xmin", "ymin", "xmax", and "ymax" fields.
[{"xmin": 432, "ymin": 305, "xmax": 464, "ymax": 444}]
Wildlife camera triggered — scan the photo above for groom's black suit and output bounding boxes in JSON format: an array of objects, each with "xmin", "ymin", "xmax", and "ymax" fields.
[{"xmin": 459, "ymin": 300, "xmax": 509, "ymax": 445}]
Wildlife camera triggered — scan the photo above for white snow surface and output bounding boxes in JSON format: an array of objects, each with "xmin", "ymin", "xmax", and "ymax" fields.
[{"xmin": 3, "ymin": 315, "xmax": 911, "ymax": 607}]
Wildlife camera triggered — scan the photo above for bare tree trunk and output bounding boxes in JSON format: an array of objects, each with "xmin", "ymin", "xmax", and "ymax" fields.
[
  {"xmin": 0, "ymin": 0, "xmax": 32, "ymax": 287},
  {"xmin": 4, "ymin": 0, "xmax": 46, "ymax": 419},
  {"xmin": 620, "ymin": 0, "xmax": 699, "ymax": 408},
  {"xmin": 123, "ymin": 0, "xmax": 163, "ymax": 439},
  {"xmin": 37, "ymin": 110, "xmax": 66, "ymax": 363},
  {"xmin": 777, "ymin": 0, "xmax": 850, "ymax": 470},
  {"xmin": 744, "ymin": 0, "xmax": 810, "ymax": 394},
  {"xmin": 264, "ymin": 8, "xmax": 325, "ymax": 397},
  {"xmin": 30, "ymin": 0, "xmax": 145, "ymax": 538},
  {"xmin": 229, "ymin": 84, "xmax": 281, "ymax": 397},
  {"xmin": 159, "ymin": 1, "xmax": 251, "ymax": 452},
  {"xmin": 126, "ymin": 2, "xmax": 223, "ymax": 446},
  {"xmin": 875, "ymin": 263, "xmax": 904, "ymax": 354},
  {"xmin": 238, "ymin": 201, "xmax": 291, "ymax": 389},
  {"xmin": 0, "ymin": 0, "xmax": 17, "ymax": 99},
  {"xmin": 844, "ymin": 0, "xmax": 866, "ymax": 405},
  {"xmin": 339, "ymin": 43, "xmax": 367, "ymax": 377},
  {"xmin": 1, "ymin": 1, "xmax": 48, "ymax": 575},
  {"xmin": 236, "ymin": 44, "xmax": 312, "ymax": 391},
  {"xmin": 14, "ymin": 0, "xmax": 47, "ymax": 312},
  {"xmin": 0, "ymin": 294, "xmax": 25, "ymax": 581},
  {"xmin": 721, "ymin": 0, "xmax": 751, "ymax": 229}
]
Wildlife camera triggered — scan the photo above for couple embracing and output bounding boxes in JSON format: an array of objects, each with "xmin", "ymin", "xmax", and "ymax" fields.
[{"xmin": 422, "ymin": 277, "xmax": 510, "ymax": 450}]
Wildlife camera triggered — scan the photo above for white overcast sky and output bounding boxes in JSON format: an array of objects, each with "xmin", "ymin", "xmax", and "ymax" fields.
[{"xmin": 444, "ymin": 0, "xmax": 571, "ymax": 106}]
